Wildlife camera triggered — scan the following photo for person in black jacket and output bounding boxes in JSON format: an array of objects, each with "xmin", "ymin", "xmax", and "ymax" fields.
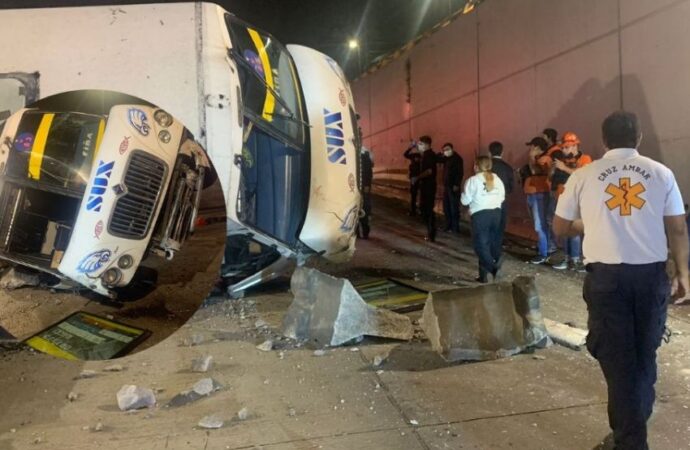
[
  {"xmin": 413, "ymin": 135, "xmax": 438, "ymax": 242},
  {"xmin": 403, "ymin": 141, "xmax": 422, "ymax": 216},
  {"xmin": 358, "ymin": 147, "xmax": 374, "ymax": 239},
  {"xmin": 438, "ymin": 143, "xmax": 464, "ymax": 233},
  {"xmin": 489, "ymin": 141, "xmax": 514, "ymax": 243}
]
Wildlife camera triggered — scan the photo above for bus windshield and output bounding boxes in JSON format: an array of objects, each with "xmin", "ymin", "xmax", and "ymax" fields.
[
  {"xmin": 226, "ymin": 15, "xmax": 306, "ymax": 147},
  {"xmin": 6, "ymin": 111, "xmax": 104, "ymax": 191}
]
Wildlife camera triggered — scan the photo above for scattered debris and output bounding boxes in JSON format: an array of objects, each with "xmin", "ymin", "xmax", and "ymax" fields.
[
  {"xmin": 410, "ymin": 419, "xmax": 419, "ymax": 426},
  {"xmin": 543, "ymin": 318, "xmax": 587, "ymax": 350},
  {"xmin": 255, "ymin": 319, "xmax": 268, "ymax": 329},
  {"xmin": 198, "ymin": 415, "xmax": 224, "ymax": 429},
  {"xmin": 94, "ymin": 421, "xmax": 104, "ymax": 432},
  {"xmin": 116, "ymin": 385, "xmax": 156, "ymax": 411},
  {"xmin": 372, "ymin": 354, "xmax": 388, "ymax": 367},
  {"xmin": 313, "ymin": 349, "xmax": 327, "ymax": 357},
  {"xmin": 192, "ymin": 355, "xmax": 213, "ymax": 373},
  {"xmin": 167, "ymin": 378, "xmax": 223, "ymax": 407},
  {"xmin": 67, "ymin": 392, "xmax": 79, "ymax": 402},
  {"xmin": 75, "ymin": 370, "xmax": 97, "ymax": 380},
  {"xmin": 103, "ymin": 364, "xmax": 124, "ymax": 372},
  {"xmin": 0, "ymin": 268, "xmax": 40, "ymax": 290},
  {"xmin": 288, "ymin": 408, "xmax": 297, "ymax": 417},
  {"xmin": 282, "ymin": 267, "xmax": 414, "ymax": 347},
  {"xmin": 532, "ymin": 355, "xmax": 547, "ymax": 361},
  {"xmin": 256, "ymin": 340, "xmax": 273, "ymax": 352},
  {"xmin": 422, "ymin": 276, "xmax": 551, "ymax": 362},
  {"xmin": 237, "ymin": 407, "xmax": 250, "ymax": 421}
]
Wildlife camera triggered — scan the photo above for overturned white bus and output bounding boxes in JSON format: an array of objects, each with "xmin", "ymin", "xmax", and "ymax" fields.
[{"xmin": 0, "ymin": 3, "xmax": 362, "ymax": 296}]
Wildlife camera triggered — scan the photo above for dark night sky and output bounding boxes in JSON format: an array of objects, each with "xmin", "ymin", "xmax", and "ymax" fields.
[{"xmin": 0, "ymin": 0, "xmax": 470, "ymax": 79}]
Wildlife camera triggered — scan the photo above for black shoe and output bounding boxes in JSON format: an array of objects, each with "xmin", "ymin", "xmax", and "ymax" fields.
[{"xmin": 474, "ymin": 277, "xmax": 488, "ymax": 284}]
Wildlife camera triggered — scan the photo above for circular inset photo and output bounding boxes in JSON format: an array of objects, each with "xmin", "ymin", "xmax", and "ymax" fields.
[{"xmin": 0, "ymin": 90, "xmax": 226, "ymax": 360}]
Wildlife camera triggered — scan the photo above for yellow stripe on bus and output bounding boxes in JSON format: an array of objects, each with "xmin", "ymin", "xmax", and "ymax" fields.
[
  {"xmin": 93, "ymin": 118, "xmax": 106, "ymax": 160},
  {"xmin": 28, "ymin": 113, "xmax": 55, "ymax": 180},
  {"xmin": 247, "ymin": 28, "xmax": 276, "ymax": 122},
  {"xmin": 25, "ymin": 336, "xmax": 78, "ymax": 360}
]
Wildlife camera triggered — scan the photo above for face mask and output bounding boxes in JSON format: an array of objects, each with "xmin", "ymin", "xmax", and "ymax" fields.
[
  {"xmin": 417, "ymin": 143, "xmax": 427, "ymax": 152},
  {"xmin": 443, "ymin": 149, "xmax": 453, "ymax": 157}
]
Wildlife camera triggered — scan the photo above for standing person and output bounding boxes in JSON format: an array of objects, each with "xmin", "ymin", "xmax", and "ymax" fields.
[
  {"xmin": 403, "ymin": 141, "xmax": 422, "ymax": 216},
  {"xmin": 519, "ymin": 137, "xmax": 551, "ymax": 264},
  {"xmin": 554, "ymin": 111, "xmax": 689, "ymax": 449},
  {"xmin": 488, "ymin": 141, "xmax": 514, "ymax": 244},
  {"xmin": 413, "ymin": 136, "xmax": 438, "ymax": 242},
  {"xmin": 439, "ymin": 143, "xmax": 464, "ymax": 233},
  {"xmin": 545, "ymin": 132, "xmax": 592, "ymax": 271},
  {"xmin": 461, "ymin": 155, "xmax": 506, "ymax": 283},
  {"xmin": 358, "ymin": 147, "xmax": 374, "ymax": 239},
  {"xmin": 540, "ymin": 128, "xmax": 561, "ymax": 255}
]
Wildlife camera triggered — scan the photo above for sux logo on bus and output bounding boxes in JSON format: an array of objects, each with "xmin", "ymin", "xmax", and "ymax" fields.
[
  {"xmin": 324, "ymin": 109, "xmax": 347, "ymax": 165},
  {"xmin": 86, "ymin": 160, "xmax": 115, "ymax": 212}
]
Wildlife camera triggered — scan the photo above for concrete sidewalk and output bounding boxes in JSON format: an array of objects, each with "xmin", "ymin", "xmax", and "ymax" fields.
[{"xmin": 1, "ymin": 197, "xmax": 689, "ymax": 450}]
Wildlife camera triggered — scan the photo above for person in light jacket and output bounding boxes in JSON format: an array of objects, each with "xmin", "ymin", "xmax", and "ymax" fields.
[{"xmin": 461, "ymin": 155, "xmax": 506, "ymax": 283}]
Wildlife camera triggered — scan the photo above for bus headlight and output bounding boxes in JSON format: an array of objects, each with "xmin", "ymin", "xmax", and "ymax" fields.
[
  {"xmin": 118, "ymin": 254, "xmax": 134, "ymax": 269},
  {"xmin": 154, "ymin": 109, "xmax": 173, "ymax": 127},
  {"xmin": 158, "ymin": 130, "xmax": 172, "ymax": 144},
  {"xmin": 102, "ymin": 268, "xmax": 122, "ymax": 287}
]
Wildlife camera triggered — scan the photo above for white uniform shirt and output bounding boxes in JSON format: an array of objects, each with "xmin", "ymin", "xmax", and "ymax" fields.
[
  {"xmin": 556, "ymin": 148, "xmax": 685, "ymax": 264},
  {"xmin": 461, "ymin": 172, "xmax": 505, "ymax": 215}
]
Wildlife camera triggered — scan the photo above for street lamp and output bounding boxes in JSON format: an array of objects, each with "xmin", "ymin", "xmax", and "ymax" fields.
[{"xmin": 348, "ymin": 38, "xmax": 362, "ymax": 75}]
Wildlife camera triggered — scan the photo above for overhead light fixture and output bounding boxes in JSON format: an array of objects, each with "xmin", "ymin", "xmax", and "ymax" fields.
[
  {"xmin": 348, "ymin": 39, "xmax": 359, "ymax": 49},
  {"xmin": 463, "ymin": 0, "xmax": 482, "ymax": 14}
]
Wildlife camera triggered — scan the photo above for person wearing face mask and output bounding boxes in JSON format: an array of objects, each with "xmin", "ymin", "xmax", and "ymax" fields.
[
  {"xmin": 542, "ymin": 131, "xmax": 592, "ymax": 271},
  {"xmin": 461, "ymin": 155, "xmax": 506, "ymax": 283},
  {"xmin": 412, "ymin": 135, "xmax": 438, "ymax": 242},
  {"xmin": 438, "ymin": 143, "xmax": 464, "ymax": 233}
]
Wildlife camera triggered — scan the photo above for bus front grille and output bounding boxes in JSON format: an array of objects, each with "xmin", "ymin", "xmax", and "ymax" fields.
[{"xmin": 109, "ymin": 151, "xmax": 167, "ymax": 239}]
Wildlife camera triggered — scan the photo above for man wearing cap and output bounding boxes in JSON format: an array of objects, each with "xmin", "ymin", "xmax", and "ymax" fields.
[
  {"xmin": 520, "ymin": 137, "xmax": 551, "ymax": 264},
  {"xmin": 542, "ymin": 131, "xmax": 592, "ymax": 271},
  {"xmin": 554, "ymin": 111, "xmax": 689, "ymax": 449}
]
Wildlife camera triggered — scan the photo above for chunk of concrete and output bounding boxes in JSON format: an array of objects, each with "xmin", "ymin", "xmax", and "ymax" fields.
[
  {"xmin": 0, "ymin": 268, "xmax": 39, "ymax": 290},
  {"xmin": 116, "ymin": 385, "xmax": 156, "ymax": 411},
  {"xmin": 191, "ymin": 355, "xmax": 213, "ymax": 373},
  {"xmin": 543, "ymin": 318, "xmax": 587, "ymax": 349},
  {"xmin": 198, "ymin": 415, "xmax": 224, "ymax": 429},
  {"xmin": 167, "ymin": 378, "xmax": 223, "ymax": 408},
  {"xmin": 422, "ymin": 276, "xmax": 551, "ymax": 362},
  {"xmin": 282, "ymin": 267, "xmax": 413, "ymax": 347}
]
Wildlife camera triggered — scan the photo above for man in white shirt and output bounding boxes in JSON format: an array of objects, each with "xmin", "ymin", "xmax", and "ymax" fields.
[{"xmin": 554, "ymin": 111, "xmax": 689, "ymax": 449}]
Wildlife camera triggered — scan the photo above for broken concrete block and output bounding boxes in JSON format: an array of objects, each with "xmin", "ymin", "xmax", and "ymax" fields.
[
  {"xmin": 543, "ymin": 318, "xmax": 587, "ymax": 349},
  {"xmin": 116, "ymin": 385, "xmax": 156, "ymax": 411},
  {"xmin": 282, "ymin": 267, "xmax": 413, "ymax": 347},
  {"xmin": 103, "ymin": 364, "xmax": 124, "ymax": 372},
  {"xmin": 76, "ymin": 370, "xmax": 97, "ymax": 380},
  {"xmin": 67, "ymin": 392, "xmax": 78, "ymax": 402},
  {"xmin": 198, "ymin": 415, "xmax": 224, "ymax": 429},
  {"xmin": 167, "ymin": 378, "xmax": 223, "ymax": 407},
  {"xmin": 422, "ymin": 276, "xmax": 551, "ymax": 362},
  {"xmin": 256, "ymin": 340, "xmax": 273, "ymax": 352},
  {"xmin": 237, "ymin": 407, "xmax": 249, "ymax": 421},
  {"xmin": 0, "ymin": 268, "xmax": 39, "ymax": 290},
  {"xmin": 94, "ymin": 421, "xmax": 104, "ymax": 432},
  {"xmin": 372, "ymin": 354, "xmax": 387, "ymax": 367},
  {"xmin": 191, "ymin": 355, "xmax": 213, "ymax": 373}
]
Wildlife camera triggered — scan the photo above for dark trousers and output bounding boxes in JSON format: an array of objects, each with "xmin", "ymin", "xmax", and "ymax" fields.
[
  {"xmin": 470, "ymin": 208, "xmax": 502, "ymax": 281},
  {"xmin": 419, "ymin": 186, "xmax": 436, "ymax": 241},
  {"xmin": 498, "ymin": 202, "xmax": 507, "ymax": 244},
  {"xmin": 584, "ymin": 262, "xmax": 670, "ymax": 450},
  {"xmin": 410, "ymin": 181, "xmax": 419, "ymax": 215},
  {"xmin": 358, "ymin": 192, "xmax": 372, "ymax": 238},
  {"xmin": 443, "ymin": 188, "xmax": 460, "ymax": 232}
]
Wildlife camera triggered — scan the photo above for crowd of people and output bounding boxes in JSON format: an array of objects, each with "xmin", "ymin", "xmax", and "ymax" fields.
[
  {"xmin": 358, "ymin": 112, "xmax": 689, "ymax": 449},
  {"xmin": 399, "ymin": 126, "xmax": 593, "ymax": 283}
]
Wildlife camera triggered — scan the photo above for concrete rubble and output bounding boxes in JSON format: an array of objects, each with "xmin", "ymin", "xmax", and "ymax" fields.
[
  {"xmin": 167, "ymin": 378, "xmax": 223, "ymax": 407},
  {"xmin": 282, "ymin": 267, "xmax": 414, "ymax": 347},
  {"xmin": 198, "ymin": 415, "xmax": 224, "ymax": 429},
  {"xmin": 422, "ymin": 276, "xmax": 551, "ymax": 362},
  {"xmin": 103, "ymin": 364, "xmax": 124, "ymax": 372},
  {"xmin": 0, "ymin": 268, "xmax": 40, "ymax": 290},
  {"xmin": 237, "ymin": 407, "xmax": 250, "ymax": 421},
  {"xmin": 256, "ymin": 340, "xmax": 273, "ymax": 352},
  {"xmin": 191, "ymin": 355, "xmax": 213, "ymax": 373},
  {"xmin": 543, "ymin": 318, "xmax": 588, "ymax": 349},
  {"xmin": 116, "ymin": 385, "xmax": 156, "ymax": 411}
]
